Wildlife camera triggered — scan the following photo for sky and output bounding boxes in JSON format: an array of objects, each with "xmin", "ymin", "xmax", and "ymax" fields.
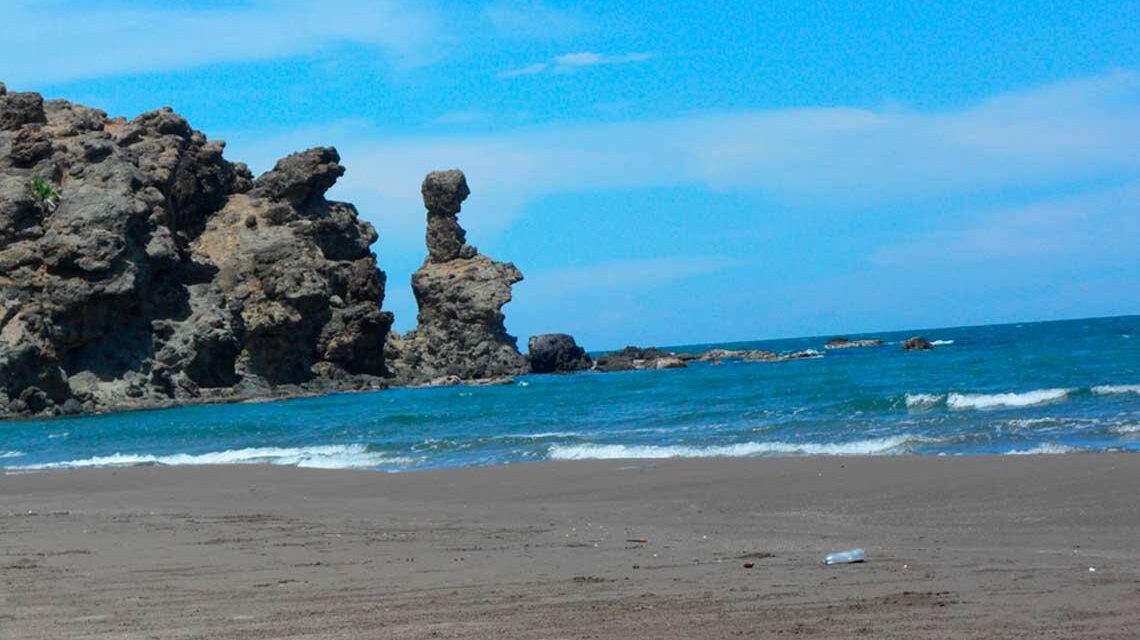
[{"xmin": 2, "ymin": 0, "xmax": 1139, "ymax": 349}]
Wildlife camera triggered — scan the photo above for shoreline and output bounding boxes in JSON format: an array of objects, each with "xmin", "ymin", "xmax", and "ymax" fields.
[{"xmin": 5, "ymin": 455, "xmax": 1139, "ymax": 638}]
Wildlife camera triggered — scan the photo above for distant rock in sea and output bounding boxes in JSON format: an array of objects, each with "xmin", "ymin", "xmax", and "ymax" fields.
[
  {"xmin": 903, "ymin": 336, "xmax": 934, "ymax": 351},
  {"xmin": 594, "ymin": 347, "xmax": 683, "ymax": 372},
  {"xmin": 0, "ymin": 85, "xmax": 393, "ymax": 417},
  {"xmin": 825, "ymin": 337, "xmax": 884, "ymax": 349},
  {"xmin": 592, "ymin": 345, "xmax": 823, "ymax": 373},
  {"xmin": 528, "ymin": 334, "xmax": 592, "ymax": 374},
  {"xmin": 386, "ymin": 170, "xmax": 530, "ymax": 384}
]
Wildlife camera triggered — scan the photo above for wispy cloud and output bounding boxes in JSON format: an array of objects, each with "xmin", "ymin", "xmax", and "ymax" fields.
[
  {"xmin": 222, "ymin": 69, "xmax": 1140, "ymax": 340},
  {"xmin": 525, "ymin": 256, "xmax": 746, "ymax": 294},
  {"xmin": 510, "ymin": 256, "xmax": 747, "ymax": 347},
  {"xmin": 0, "ymin": 0, "xmax": 440, "ymax": 86},
  {"xmin": 232, "ymin": 70, "xmax": 1140, "ymax": 243},
  {"xmin": 871, "ymin": 184, "xmax": 1140, "ymax": 268},
  {"xmin": 498, "ymin": 51, "xmax": 652, "ymax": 78}
]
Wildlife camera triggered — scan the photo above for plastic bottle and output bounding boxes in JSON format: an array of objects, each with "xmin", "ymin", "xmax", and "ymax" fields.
[{"xmin": 822, "ymin": 548, "xmax": 866, "ymax": 565}]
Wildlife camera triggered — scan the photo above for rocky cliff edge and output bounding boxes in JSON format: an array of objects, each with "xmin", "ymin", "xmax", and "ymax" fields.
[{"xmin": 0, "ymin": 83, "xmax": 392, "ymax": 417}]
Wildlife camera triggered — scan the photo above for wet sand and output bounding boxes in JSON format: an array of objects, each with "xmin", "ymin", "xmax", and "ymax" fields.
[{"xmin": 3, "ymin": 455, "xmax": 1139, "ymax": 638}]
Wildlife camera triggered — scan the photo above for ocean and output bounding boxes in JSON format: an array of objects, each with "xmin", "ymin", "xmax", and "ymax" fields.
[{"xmin": 3, "ymin": 316, "xmax": 1138, "ymax": 472}]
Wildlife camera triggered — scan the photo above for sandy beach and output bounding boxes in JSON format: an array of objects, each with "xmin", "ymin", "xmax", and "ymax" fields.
[{"xmin": 3, "ymin": 455, "xmax": 1139, "ymax": 638}]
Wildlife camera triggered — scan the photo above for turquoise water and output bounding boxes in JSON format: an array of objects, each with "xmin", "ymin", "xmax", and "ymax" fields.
[{"xmin": 3, "ymin": 316, "xmax": 1139, "ymax": 472}]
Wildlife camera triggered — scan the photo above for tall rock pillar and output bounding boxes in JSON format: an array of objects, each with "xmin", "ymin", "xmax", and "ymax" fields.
[{"xmin": 388, "ymin": 170, "xmax": 529, "ymax": 382}]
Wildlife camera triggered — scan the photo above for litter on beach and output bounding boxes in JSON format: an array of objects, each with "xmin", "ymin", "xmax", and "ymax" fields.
[{"xmin": 822, "ymin": 548, "xmax": 866, "ymax": 565}]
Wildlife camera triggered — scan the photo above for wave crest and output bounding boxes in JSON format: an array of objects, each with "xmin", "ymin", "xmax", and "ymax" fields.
[
  {"xmin": 905, "ymin": 393, "xmax": 944, "ymax": 408},
  {"xmin": 7, "ymin": 445, "xmax": 414, "ymax": 471},
  {"xmin": 549, "ymin": 435, "xmax": 917, "ymax": 460},
  {"xmin": 1092, "ymin": 384, "xmax": 1140, "ymax": 396},
  {"xmin": 947, "ymin": 388, "xmax": 1072, "ymax": 410},
  {"xmin": 1006, "ymin": 443, "xmax": 1079, "ymax": 455}
]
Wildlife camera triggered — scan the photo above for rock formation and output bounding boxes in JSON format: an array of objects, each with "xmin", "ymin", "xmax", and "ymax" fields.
[
  {"xmin": 0, "ymin": 84, "xmax": 392, "ymax": 417},
  {"xmin": 903, "ymin": 336, "xmax": 934, "ymax": 351},
  {"xmin": 528, "ymin": 333, "xmax": 592, "ymax": 373},
  {"xmin": 593, "ymin": 347, "xmax": 687, "ymax": 372},
  {"xmin": 387, "ymin": 170, "xmax": 529, "ymax": 383},
  {"xmin": 592, "ymin": 345, "xmax": 823, "ymax": 372},
  {"xmin": 825, "ymin": 337, "xmax": 884, "ymax": 349}
]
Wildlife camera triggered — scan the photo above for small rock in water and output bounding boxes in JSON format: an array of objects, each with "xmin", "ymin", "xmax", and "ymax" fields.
[{"xmin": 903, "ymin": 336, "xmax": 934, "ymax": 351}]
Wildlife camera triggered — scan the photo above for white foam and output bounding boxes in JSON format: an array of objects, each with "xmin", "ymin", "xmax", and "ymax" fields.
[
  {"xmin": 1006, "ymin": 443, "xmax": 1078, "ymax": 455},
  {"xmin": 1092, "ymin": 384, "xmax": 1140, "ymax": 396},
  {"xmin": 1111, "ymin": 424, "xmax": 1140, "ymax": 434},
  {"xmin": 7, "ymin": 445, "xmax": 414, "ymax": 471},
  {"xmin": 549, "ymin": 435, "xmax": 916, "ymax": 460},
  {"xmin": 905, "ymin": 393, "xmax": 944, "ymax": 408},
  {"xmin": 930, "ymin": 340, "xmax": 955, "ymax": 346},
  {"xmin": 0, "ymin": 451, "xmax": 24, "ymax": 459},
  {"xmin": 946, "ymin": 388, "xmax": 1072, "ymax": 410},
  {"xmin": 1004, "ymin": 418, "xmax": 1060, "ymax": 429},
  {"xmin": 510, "ymin": 431, "xmax": 587, "ymax": 440}
]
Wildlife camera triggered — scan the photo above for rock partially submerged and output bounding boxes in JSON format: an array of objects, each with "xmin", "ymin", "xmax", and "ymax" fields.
[
  {"xmin": 680, "ymin": 348, "xmax": 821, "ymax": 364},
  {"xmin": 825, "ymin": 337, "xmax": 884, "ymax": 349},
  {"xmin": 593, "ymin": 347, "xmax": 685, "ymax": 372},
  {"xmin": 592, "ymin": 345, "xmax": 821, "ymax": 372},
  {"xmin": 387, "ymin": 170, "xmax": 529, "ymax": 383},
  {"xmin": 903, "ymin": 336, "xmax": 934, "ymax": 351},
  {"xmin": 528, "ymin": 333, "xmax": 592, "ymax": 373},
  {"xmin": 1, "ymin": 86, "xmax": 392, "ymax": 417}
]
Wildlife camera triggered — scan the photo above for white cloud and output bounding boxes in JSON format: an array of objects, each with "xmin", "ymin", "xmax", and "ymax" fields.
[
  {"xmin": 509, "ymin": 256, "xmax": 747, "ymax": 347},
  {"xmin": 0, "ymin": 0, "xmax": 440, "ymax": 86},
  {"xmin": 524, "ymin": 256, "xmax": 746, "ymax": 294},
  {"xmin": 553, "ymin": 51, "xmax": 651, "ymax": 67},
  {"xmin": 227, "ymin": 70, "xmax": 1140, "ymax": 245},
  {"xmin": 497, "ymin": 63, "xmax": 552, "ymax": 78},
  {"xmin": 219, "ymin": 70, "xmax": 1140, "ymax": 340},
  {"xmin": 497, "ymin": 51, "xmax": 652, "ymax": 78},
  {"xmin": 871, "ymin": 184, "xmax": 1140, "ymax": 268}
]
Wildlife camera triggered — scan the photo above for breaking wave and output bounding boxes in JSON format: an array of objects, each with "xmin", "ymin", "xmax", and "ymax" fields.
[
  {"xmin": 904, "ymin": 393, "xmax": 944, "ymax": 408},
  {"xmin": 907, "ymin": 388, "xmax": 1074, "ymax": 410},
  {"xmin": 6, "ymin": 445, "xmax": 415, "ymax": 471},
  {"xmin": 947, "ymin": 388, "xmax": 1073, "ymax": 410},
  {"xmin": 1092, "ymin": 384, "xmax": 1140, "ymax": 396},
  {"xmin": 548, "ymin": 435, "xmax": 918, "ymax": 460},
  {"xmin": 0, "ymin": 451, "xmax": 24, "ymax": 459},
  {"xmin": 1005, "ymin": 443, "xmax": 1080, "ymax": 455},
  {"xmin": 930, "ymin": 340, "xmax": 955, "ymax": 346}
]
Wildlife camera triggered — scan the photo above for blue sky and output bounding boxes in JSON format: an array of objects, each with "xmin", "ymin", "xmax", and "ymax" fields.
[{"xmin": 3, "ymin": 1, "xmax": 1139, "ymax": 348}]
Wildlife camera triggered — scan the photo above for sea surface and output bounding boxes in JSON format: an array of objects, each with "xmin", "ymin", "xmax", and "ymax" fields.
[{"xmin": 3, "ymin": 316, "xmax": 1139, "ymax": 472}]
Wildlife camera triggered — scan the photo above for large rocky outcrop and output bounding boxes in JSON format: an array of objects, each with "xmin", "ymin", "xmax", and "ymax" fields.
[
  {"xmin": 0, "ymin": 84, "xmax": 392, "ymax": 417},
  {"xmin": 528, "ymin": 333, "xmax": 592, "ymax": 373},
  {"xmin": 388, "ymin": 170, "xmax": 529, "ymax": 383}
]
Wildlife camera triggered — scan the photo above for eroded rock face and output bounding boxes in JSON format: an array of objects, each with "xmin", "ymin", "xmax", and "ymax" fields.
[
  {"xmin": 388, "ymin": 170, "xmax": 528, "ymax": 383},
  {"xmin": 528, "ymin": 333, "xmax": 592, "ymax": 374},
  {"xmin": 0, "ymin": 86, "xmax": 392, "ymax": 417}
]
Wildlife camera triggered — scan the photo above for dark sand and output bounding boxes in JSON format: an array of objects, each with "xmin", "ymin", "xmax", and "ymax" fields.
[{"xmin": 3, "ymin": 456, "xmax": 1139, "ymax": 638}]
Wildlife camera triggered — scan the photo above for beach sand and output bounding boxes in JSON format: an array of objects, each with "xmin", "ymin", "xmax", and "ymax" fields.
[{"xmin": 3, "ymin": 455, "xmax": 1139, "ymax": 638}]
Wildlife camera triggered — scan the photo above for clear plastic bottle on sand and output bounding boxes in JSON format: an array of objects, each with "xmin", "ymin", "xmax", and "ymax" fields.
[{"xmin": 822, "ymin": 548, "xmax": 866, "ymax": 565}]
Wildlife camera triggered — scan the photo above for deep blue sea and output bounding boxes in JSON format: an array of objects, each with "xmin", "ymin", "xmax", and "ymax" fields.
[{"xmin": 3, "ymin": 316, "xmax": 1139, "ymax": 472}]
